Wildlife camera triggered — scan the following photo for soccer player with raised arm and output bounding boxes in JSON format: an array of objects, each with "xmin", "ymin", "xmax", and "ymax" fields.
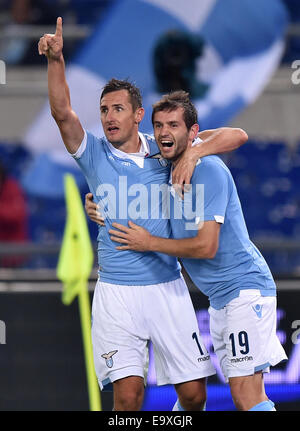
[
  {"xmin": 109, "ymin": 91, "xmax": 288, "ymax": 411},
  {"xmin": 39, "ymin": 18, "xmax": 248, "ymax": 411}
]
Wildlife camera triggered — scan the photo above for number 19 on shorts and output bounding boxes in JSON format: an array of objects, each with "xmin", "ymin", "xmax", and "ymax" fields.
[{"xmin": 229, "ymin": 331, "xmax": 252, "ymax": 359}]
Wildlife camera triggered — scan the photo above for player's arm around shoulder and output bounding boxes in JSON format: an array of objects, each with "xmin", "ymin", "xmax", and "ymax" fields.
[
  {"xmin": 38, "ymin": 17, "xmax": 84, "ymax": 154},
  {"xmin": 172, "ymin": 127, "xmax": 247, "ymax": 187},
  {"xmin": 197, "ymin": 127, "xmax": 248, "ymax": 156}
]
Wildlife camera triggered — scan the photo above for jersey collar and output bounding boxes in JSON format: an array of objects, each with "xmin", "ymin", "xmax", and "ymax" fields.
[{"xmin": 105, "ymin": 132, "xmax": 149, "ymax": 159}]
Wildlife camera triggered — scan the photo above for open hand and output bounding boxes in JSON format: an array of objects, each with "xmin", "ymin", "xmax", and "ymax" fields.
[{"xmin": 109, "ymin": 221, "xmax": 152, "ymax": 251}]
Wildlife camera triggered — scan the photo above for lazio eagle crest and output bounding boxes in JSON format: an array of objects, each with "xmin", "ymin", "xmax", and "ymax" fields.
[{"xmin": 101, "ymin": 350, "xmax": 118, "ymax": 368}]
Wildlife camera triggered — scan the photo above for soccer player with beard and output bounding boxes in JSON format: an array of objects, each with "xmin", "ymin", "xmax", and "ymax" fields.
[{"xmin": 109, "ymin": 90, "xmax": 287, "ymax": 411}]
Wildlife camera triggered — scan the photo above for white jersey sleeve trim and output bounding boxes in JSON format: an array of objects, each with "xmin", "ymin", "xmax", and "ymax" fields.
[
  {"xmin": 214, "ymin": 215, "xmax": 224, "ymax": 224},
  {"xmin": 192, "ymin": 137, "xmax": 203, "ymax": 146},
  {"xmin": 71, "ymin": 129, "xmax": 87, "ymax": 159},
  {"xmin": 192, "ymin": 137, "xmax": 203, "ymax": 166}
]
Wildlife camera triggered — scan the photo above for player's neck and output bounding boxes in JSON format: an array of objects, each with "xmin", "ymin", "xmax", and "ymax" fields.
[
  {"xmin": 111, "ymin": 134, "xmax": 141, "ymax": 154},
  {"xmin": 171, "ymin": 153, "xmax": 183, "ymax": 168}
]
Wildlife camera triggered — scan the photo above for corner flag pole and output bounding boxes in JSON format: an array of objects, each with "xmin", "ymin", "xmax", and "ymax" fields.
[
  {"xmin": 77, "ymin": 279, "xmax": 101, "ymax": 411},
  {"xmin": 57, "ymin": 174, "xmax": 101, "ymax": 411}
]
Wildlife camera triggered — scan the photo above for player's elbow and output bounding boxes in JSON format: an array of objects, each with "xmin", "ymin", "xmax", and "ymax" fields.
[
  {"xmin": 51, "ymin": 108, "xmax": 66, "ymax": 123},
  {"xmin": 203, "ymin": 244, "xmax": 218, "ymax": 259},
  {"xmin": 233, "ymin": 127, "xmax": 248, "ymax": 147},
  {"xmin": 193, "ymin": 241, "xmax": 218, "ymax": 259},
  {"xmin": 50, "ymin": 105, "xmax": 72, "ymax": 123}
]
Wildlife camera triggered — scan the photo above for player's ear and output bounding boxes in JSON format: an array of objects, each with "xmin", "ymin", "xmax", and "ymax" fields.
[
  {"xmin": 189, "ymin": 123, "xmax": 199, "ymax": 141},
  {"xmin": 135, "ymin": 107, "xmax": 145, "ymax": 124}
]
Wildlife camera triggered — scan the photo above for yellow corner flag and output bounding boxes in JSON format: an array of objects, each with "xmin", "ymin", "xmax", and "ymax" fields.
[
  {"xmin": 57, "ymin": 173, "xmax": 101, "ymax": 411},
  {"xmin": 57, "ymin": 174, "xmax": 93, "ymax": 305}
]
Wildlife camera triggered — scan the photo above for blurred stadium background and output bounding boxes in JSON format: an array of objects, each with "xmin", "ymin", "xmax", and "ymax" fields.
[{"xmin": 0, "ymin": 0, "xmax": 300, "ymax": 411}]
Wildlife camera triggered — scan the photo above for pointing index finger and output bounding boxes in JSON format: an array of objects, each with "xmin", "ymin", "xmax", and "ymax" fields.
[{"xmin": 55, "ymin": 17, "xmax": 63, "ymax": 37}]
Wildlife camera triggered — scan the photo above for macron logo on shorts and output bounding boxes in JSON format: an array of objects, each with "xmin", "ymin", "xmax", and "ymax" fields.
[
  {"xmin": 252, "ymin": 304, "xmax": 263, "ymax": 318},
  {"xmin": 101, "ymin": 350, "xmax": 118, "ymax": 368}
]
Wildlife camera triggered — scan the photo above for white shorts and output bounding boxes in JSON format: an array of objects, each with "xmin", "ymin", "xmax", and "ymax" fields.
[
  {"xmin": 209, "ymin": 289, "xmax": 287, "ymax": 382},
  {"xmin": 91, "ymin": 276, "xmax": 216, "ymax": 390}
]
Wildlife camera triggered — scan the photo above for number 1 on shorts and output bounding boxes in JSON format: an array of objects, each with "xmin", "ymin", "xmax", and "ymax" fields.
[{"xmin": 192, "ymin": 332, "xmax": 205, "ymax": 355}]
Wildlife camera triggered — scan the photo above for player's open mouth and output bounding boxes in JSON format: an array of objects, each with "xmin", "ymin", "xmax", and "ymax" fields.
[
  {"xmin": 107, "ymin": 126, "xmax": 119, "ymax": 132},
  {"xmin": 161, "ymin": 140, "xmax": 174, "ymax": 148}
]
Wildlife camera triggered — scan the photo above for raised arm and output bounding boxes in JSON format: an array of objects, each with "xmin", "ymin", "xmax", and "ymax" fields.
[
  {"xmin": 172, "ymin": 127, "xmax": 248, "ymax": 187},
  {"xmin": 38, "ymin": 17, "xmax": 84, "ymax": 153}
]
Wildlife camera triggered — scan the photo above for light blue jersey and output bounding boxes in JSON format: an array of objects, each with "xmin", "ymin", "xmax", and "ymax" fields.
[
  {"xmin": 73, "ymin": 130, "xmax": 181, "ymax": 285},
  {"xmin": 169, "ymin": 155, "xmax": 276, "ymax": 309}
]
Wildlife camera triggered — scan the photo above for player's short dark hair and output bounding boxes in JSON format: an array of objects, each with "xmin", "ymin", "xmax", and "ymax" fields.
[
  {"xmin": 151, "ymin": 90, "xmax": 198, "ymax": 130},
  {"xmin": 100, "ymin": 78, "xmax": 142, "ymax": 111}
]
